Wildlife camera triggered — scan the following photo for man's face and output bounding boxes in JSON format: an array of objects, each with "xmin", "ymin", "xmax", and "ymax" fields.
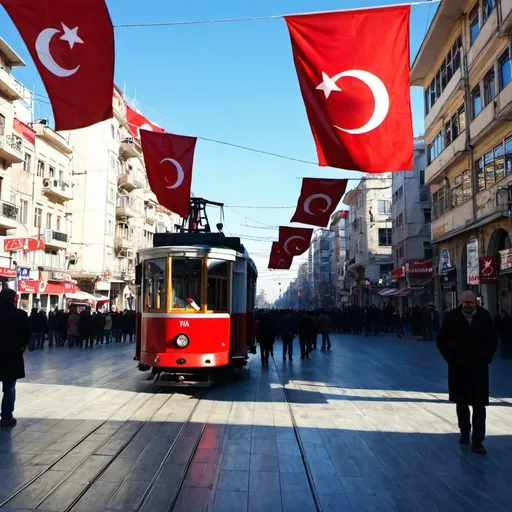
[{"xmin": 462, "ymin": 296, "xmax": 476, "ymax": 313}]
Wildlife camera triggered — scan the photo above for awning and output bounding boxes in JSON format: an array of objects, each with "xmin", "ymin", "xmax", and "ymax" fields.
[
  {"xmin": 65, "ymin": 291, "xmax": 97, "ymax": 301},
  {"xmin": 411, "ymin": 278, "xmax": 433, "ymax": 290},
  {"xmin": 379, "ymin": 288, "xmax": 398, "ymax": 296},
  {"xmin": 396, "ymin": 288, "xmax": 410, "ymax": 296}
]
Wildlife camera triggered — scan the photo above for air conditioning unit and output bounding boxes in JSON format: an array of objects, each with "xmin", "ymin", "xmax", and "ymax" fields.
[{"xmin": 42, "ymin": 178, "xmax": 51, "ymax": 189}]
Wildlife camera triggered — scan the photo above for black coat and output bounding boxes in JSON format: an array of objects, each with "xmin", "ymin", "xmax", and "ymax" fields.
[
  {"xmin": 256, "ymin": 317, "xmax": 276, "ymax": 347},
  {"xmin": 0, "ymin": 300, "xmax": 30, "ymax": 381},
  {"xmin": 436, "ymin": 306, "xmax": 497, "ymax": 406}
]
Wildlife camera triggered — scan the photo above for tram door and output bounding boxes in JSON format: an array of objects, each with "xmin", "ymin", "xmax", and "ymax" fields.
[
  {"xmin": 134, "ymin": 263, "xmax": 142, "ymax": 360},
  {"xmin": 231, "ymin": 259, "xmax": 247, "ymax": 357}
]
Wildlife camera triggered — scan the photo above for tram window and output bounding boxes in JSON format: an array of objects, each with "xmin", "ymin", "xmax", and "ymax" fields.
[
  {"xmin": 144, "ymin": 258, "xmax": 166, "ymax": 311},
  {"xmin": 207, "ymin": 259, "xmax": 229, "ymax": 311},
  {"xmin": 172, "ymin": 258, "xmax": 202, "ymax": 309}
]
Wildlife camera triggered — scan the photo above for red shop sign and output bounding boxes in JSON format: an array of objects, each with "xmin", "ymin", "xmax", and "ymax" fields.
[
  {"xmin": 391, "ymin": 266, "xmax": 405, "ymax": 280},
  {"xmin": 479, "ymin": 256, "xmax": 497, "ymax": 283},
  {"xmin": 407, "ymin": 259, "xmax": 433, "ymax": 275},
  {"xmin": 13, "ymin": 118, "xmax": 36, "ymax": 145},
  {"xmin": 17, "ymin": 279, "xmax": 38, "ymax": 293},
  {"xmin": 63, "ymin": 281, "xmax": 78, "ymax": 293},
  {"xmin": 17, "ymin": 280, "xmax": 67, "ymax": 294},
  {"xmin": 4, "ymin": 238, "xmax": 45, "ymax": 252},
  {"xmin": 0, "ymin": 267, "xmax": 17, "ymax": 278}
]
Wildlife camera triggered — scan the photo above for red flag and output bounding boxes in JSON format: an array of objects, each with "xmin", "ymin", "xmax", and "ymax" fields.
[
  {"xmin": 1, "ymin": 0, "xmax": 114, "ymax": 131},
  {"xmin": 285, "ymin": 6, "xmax": 413, "ymax": 172},
  {"xmin": 278, "ymin": 227, "xmax": 313, "ymax": 257},
  {"xmin": 291, "ymin": 178, "xmax": 348, "ymax": 227},
  {"xmin": 268, "ymin": 242, "xmax": 293, "ymax": 270},
  {"xmin": 126, "ymin": 105, "xmax": 166, "ymax": 140},
  {"xmin": 140, "ymin": 131, "xmax": 196, "ymax": 219}
]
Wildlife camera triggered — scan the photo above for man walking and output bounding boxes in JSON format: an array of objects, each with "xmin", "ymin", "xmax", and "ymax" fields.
[
  {"xmin": 436, "ymin": 290, "xmax": 497, "ymax": 455},
  {"xmin": 255, "ymin": 312, "xmax": 276, "ymax": 367},
  {"xmin": 0, "ymin": 288, "xmax": 30, "ymax": 427},
  {"xmin": 279, "ymin": 310, "xmax": 297, "ymax": 361},
  {"xmin": 318, "ymin": 310, "xmax": 332, "ymax": 350}
]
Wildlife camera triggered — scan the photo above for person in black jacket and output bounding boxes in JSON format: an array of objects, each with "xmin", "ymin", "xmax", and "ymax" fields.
[
  {"xmin": 0, "ymin": 288, "xmax": 30, "ymax": 427},
  {"xmin": 436, "ymin": 290, "xmax": 497, "ymax": 455},
  {"xmin": 279, "ymin": 311, "xmax": 297, "ymax": 361},
  {"xmin": 255, "ymin": 312, "xmax": 276, "ymax": 366}
]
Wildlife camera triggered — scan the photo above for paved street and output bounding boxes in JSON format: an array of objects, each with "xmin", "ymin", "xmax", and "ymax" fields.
[{"xmin": 1, "ymin": 334, "xmax": 512, "ymax": 512}]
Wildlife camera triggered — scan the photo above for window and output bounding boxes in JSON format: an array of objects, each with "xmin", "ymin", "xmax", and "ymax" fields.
[
  {"xmin": 423, "ymin": 209, "xmax": 432, "ymax": 223},
  {"xmin": 495, "ymin": 143, "xmax": 505, "ymax": 182},
  {"xmin": 472, "ymin": 86, "xmax": 482, "ymax": 118},
  {"xmin": 377, "ymin": 200, "xmax": 391, "ymax": 215},
  {"xmin": 19, "ymin": 199, "xmax": 28, "ymax": 225},
  {"xmin": 428, "ymin": 131, "xmax": 444, "ymax": 164},
  {"xmin": 378, "ymin": 228, "xmax": 392, "ymax": 246},
  {"xmin": 23, "ymin": 153, "xmax": 31, "ymax": 173},
  {"xmin": 470, "ymin": 3, "xmax": 480, "ymax": 45},
  {"xmin": 499, "ymin": 49, "xmax": 512, "ymax": 90},
  {"xmin": 419, "ymin": 170, "xmax": 425, "ymax": 186},
  {"xmin": 380, "ymin": 263, "xmax": 393, "ymax": 274},
  {"xmin": 424, "ymin": 35, "xmax": 463, "ymax": 114},
  {"xmin": 506, "ymin": 137, "xmax": 512, "ymax": 175},
  {"xmin": 34, "ymin": 207, "xmax": 42, "ymax": 228},
  {"xmin": 172, "ymin": 258, "xmax": 202, "ymax": 309},
  {"xmin": 484, "ymin": 151, "xmax": 495, "ymax": 186},
  {"xmin": 475, "ymin": 138, "xmax": 512, "ymax": 190},
  {"xmin": 423, "ymin": 242, "xmax": 433, "ymax": 260},
  {"xmin": 450, "ymin": 175, "xmax": 463, "ymax": 207},
  {"xmin": 109, "ymin": 187, "xmax": 115, "ymax": 203},
  {"xmin": 484, "ymin": 68, "xmax": 496, "ymax": 105},
  {"xmin": 207, "ymin": 259, "xmax": 229, "ymax": 311},
  {"xmin": 483, "ymin": 0, "xmax": 496, "ymax": 23},
  {"xmin": 476, "ymin": 158, "xmax": 485, "ymax": 191},
  {"xmin": 144, "ymin": 258, "xmax": 166, "ymax": 311},
  {"xmin": 36, "ymin": 160, "xmax": 44, "ymax": 177},
  {"xmin": 48, "ymin": 166, "xmax": 55, "ymax": 178},
  {"xmin": 46, "ymin": 212, "xmax": 52, "ymax": 230},
  {"xmin": 56, "ymin": 216, "xmax": 61, "ymax": 232},
  {"xmin": 458, "ymin": 105, "xmax": 467, "ymax": 132},
  {"xmin": 462, "ymin": 170, "xmax": 472, "ymax": 202}
]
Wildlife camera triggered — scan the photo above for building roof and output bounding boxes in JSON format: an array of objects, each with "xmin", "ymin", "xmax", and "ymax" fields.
[
  {"xmin": 410, "ymin": 0, "xmax": 467, "ymax": 86},
  {"xmin": 0, "ymin": 37, "xmax": 25, "ymax": 67}
]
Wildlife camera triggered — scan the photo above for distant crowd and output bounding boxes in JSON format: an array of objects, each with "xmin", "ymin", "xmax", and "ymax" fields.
[{"xmin": 27, "ymin": 307, "xmax": 136, "ymax": 350}]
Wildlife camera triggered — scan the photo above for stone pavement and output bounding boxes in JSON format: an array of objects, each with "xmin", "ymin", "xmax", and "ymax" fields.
[{"xmin": 1, "ymin": 334, "xmax": 512, "ymax": 512}]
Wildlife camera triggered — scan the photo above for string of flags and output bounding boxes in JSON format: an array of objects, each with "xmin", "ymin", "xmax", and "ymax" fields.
[{"xmin": 0, "ymin": 0, "xmax": 420, "ymax": 272}]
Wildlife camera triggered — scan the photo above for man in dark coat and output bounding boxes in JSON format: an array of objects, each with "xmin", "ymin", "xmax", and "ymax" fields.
[
  {"xmin": 436, "ymin": 290, "xmax": 497, "ymax": 455},
  {"xmin": 279, "ymin": 311, "xmax": 297, "ymax": 361},
  {"xmin": 255, "ymin": 312, "xmax": 276, "ymax": 366},
  {"xmin": 0, "ymin": 288, "xmax": 30, "ymax": 427}
]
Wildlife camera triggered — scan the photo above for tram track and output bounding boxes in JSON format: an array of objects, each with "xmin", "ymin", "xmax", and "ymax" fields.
[{"xmin": 271, "ymin": 356, "xmax": 323, "ymax": 512}]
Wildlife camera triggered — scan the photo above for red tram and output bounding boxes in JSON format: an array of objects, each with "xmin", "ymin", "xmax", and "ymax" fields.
[{"xmin": 135, "ymin": 231, "xmax": 257, "ymax": 385}]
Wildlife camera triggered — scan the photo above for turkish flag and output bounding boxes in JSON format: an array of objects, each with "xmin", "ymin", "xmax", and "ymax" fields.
[
  {"xmin": 285, "ymin": 6, "xmax": 413, "ymax": 172},
  {"xmin": 126, "ymin": 105, "xmax": 166, "ymax": 140},
  {"xmin": 291, "ymin": 178, "xmax": 348, "ymax": 227},
  {"xmin": 268, "ymin": 242, "xmax": 293, "ymax": 270},
  {"xmin": 1, "ymin": 0, "xmax": 114, "ymax": 131},
  {"xmin": 140, "ymin": 130, "xmax": 196, "ymax": 219},
  {"xmin": 278, "ymin": 227, "xmax": 313, "ymax": 257}
]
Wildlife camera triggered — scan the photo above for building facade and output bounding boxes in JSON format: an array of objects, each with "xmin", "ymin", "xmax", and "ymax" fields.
[
  {"xmin": 390, "ymin": 139, "xmax": 434, "ymax": 310},
  {"xmin": 343, "ymin": 174, "xmax": 394, "ymax": 306},
  {"xmin": 412, "ymin": 0, "xmax": 512, "ymax": 315},
  {"xmin": 330, "ymin": 210, "xmax": 349, "ymax": 307}
]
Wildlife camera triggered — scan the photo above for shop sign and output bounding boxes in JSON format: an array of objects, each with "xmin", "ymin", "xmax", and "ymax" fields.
[
  {"xmin": 4, "ymin": 238, "xmax": 45, "ymax": 252},
  {"xmin": 64, "ymin": 282, "xmax": 78, "ymax": 293},
  {"xmin": 439, "ymin": 248, "xmax": 454, "ymax": 274},
  {"xmin": 17, "ymin": 267, "xmax": 30, "ymax": 280},
  {"xmin": 391, "ymin": 266, "xmax": 405, "ymax": 280},
  {"xmin": 17, "ymin": 280, "xmax": 75, "ymax": 294},
  {"xmin": 467, "ymin": 239, "xmax": 479, "ymax": 285},
  {"xmin": 432, "ymin": 225, "xmax": 446, "ymax": 239},
  {"xmin": 17, "ymin": 279, "xmax": 38, "ymax": 293},
  {"xmin": 499, "ymin": 248, "xmax": 512, "ymax": 272},
  {"xmin": 479, "ymin": 256, "xmax": 497, "ymax": 283},
  {"xmin": 0, "ymin": 267, "xmax": 16, "ymax": 278},
  {"xmin": 51, "ymin": 271, "xmax": 72, "ymax": 282},
  {"xmin": 407, "ymin": 260, "xmax": 433, "ymax": 275}
]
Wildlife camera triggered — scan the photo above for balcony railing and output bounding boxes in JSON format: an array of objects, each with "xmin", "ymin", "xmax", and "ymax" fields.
[
  {"xmin": 0, "ymin": 200, "xmax": 19, "ymax": 221},
  {"xmin": 32, "ymin": 123, "xmax": 72, "ymax": 154},
  {"xmin": 0, "ymin": 67, "xmax": 22, "ymax": 100},
  {"xmin": 0, "ymin": 134, "xmax": 23, "ymax": 163},
  {"xmin": 52, "ymin": 230, "xmax": 68, "ymax": 243}
]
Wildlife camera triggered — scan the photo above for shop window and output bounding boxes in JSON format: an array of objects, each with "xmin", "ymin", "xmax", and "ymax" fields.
[
  {"xmin": 171, "ymin": 258, "xmax": 202, "ymax": 309},
  {"xmin": 207, "ymin": 259, "xmax": 229, "ymax": 311},
  {"xmin": 144, "ymin": 258, "xmax": 166, "ymax": 311},
  {"xmin": 428, "ymin": 131, "xmax": 444, "ymax": 164}
]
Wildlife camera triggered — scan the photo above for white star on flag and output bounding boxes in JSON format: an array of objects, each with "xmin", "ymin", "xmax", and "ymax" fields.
[
  {"xmin": 316, "ymin": 72, "xmax": 342, "ymax": 99},
  {"xmin": 60, "ymin": 23, "xmax": 84, "ymax": 49}
]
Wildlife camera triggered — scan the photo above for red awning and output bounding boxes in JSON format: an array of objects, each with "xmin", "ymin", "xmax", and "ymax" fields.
[{"xmin": 411, "ymin": 278, "xmax": 433, "ymax": 290}]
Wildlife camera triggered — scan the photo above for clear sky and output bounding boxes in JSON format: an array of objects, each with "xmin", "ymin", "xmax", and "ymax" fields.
[{"xmin": 0, "ymin": 0, "xmax": 438, "ymax": 302}]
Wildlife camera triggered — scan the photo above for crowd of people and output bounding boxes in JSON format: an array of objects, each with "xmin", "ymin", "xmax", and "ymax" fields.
[{"xmin": 26, "ymin": 307, "xmax": 136, "ymax": 350}]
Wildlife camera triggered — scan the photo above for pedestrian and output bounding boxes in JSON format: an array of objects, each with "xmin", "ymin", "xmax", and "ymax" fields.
[
  {"xmin": 436, "ymin": 290, "xmax": 497, "ymax": 455},
  {"xmin": 279, "ymin": 310, "xmax": 297, "ymax": 361},
  {"xmin": 318, "ymin": 310, "xmax": 332, "ymax": 350},
  {"xmin": 495, "ymin": 309, "xmax": 512, "ymax": 359},
  {"xmin": 67, "ymin": 307, "xmax": 80, "ymax": 348},
  {"xmin": 104, "ymin": 312, "xmax": 113, "ymax": 344},
  {"xmin": 47, "ymin": 307, "xmax": 59, "ymax": 348},
  {"xmin": 255, "ymin": 312, "xmax": 276, "ymax": 366},
  {"xmin": 298, "ymin": 312, "xmax": 315, "ymax": 359},
  {"xmin": 0, "ymin": 288, "xmax": 30, "ymax": 428}
]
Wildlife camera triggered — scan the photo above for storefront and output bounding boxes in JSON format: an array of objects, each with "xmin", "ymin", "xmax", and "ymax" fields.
[
  {"xmin": 407, "ymin": 260, "xmax": 434, "ymax": 308},
  {"xmin": 17, "ymin": 278, "xmax": 78, "ymax": 311},
  {"xmin": 498, "ymin": 249, "xmax": 512, "ymax": 314},
  {"xmin": 0, "ymin": 267, "xmax": 17, "ymax": 291}
]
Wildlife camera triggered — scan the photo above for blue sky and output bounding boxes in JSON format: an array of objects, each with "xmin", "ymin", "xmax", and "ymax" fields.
[{"xmin": 0, "ymin": 0, "xmax": 438, "ymax": 301}]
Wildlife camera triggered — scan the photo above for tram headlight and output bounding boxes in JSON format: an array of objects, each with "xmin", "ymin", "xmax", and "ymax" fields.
[{"xmin": 176, "ymin": 334, "xmax": 190, "ymax": 348}]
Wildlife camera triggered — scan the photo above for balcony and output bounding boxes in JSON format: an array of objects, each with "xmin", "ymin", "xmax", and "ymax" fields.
[
  {"xmin": 118, "ymin": 172, "xmax": 143, "ymax": 191},
  {"xmin": 499, "ymin": 0, "xmax": 512, "ymax": 35},
  {"xmin": 0, "ymin": 200, "xmax": 19, "ymax": 229},
  {"xmin": 119, "ymin": 138, "xmax": 142, "ymax": 159},
  {"xmin": 116, "ymin": 196, "xmax": 137, "ymax": 218},
  {"xmin": 468, "ymin": 8, "xmax": 500, "ymax": 72},
  {"xmin": 424, "ymin": 67, "xmax": 464, "ymax": 132},
  {"xmin": 114, "ymin": 234, "xmax": 134, "ymax": 250},
  {"xmin": 32, "ymin": 123, "xmax": 72, "ymax": 154},
  {"xmin": 42, "ymin": 178, "xmax": 73, "ymax": 202},
  {"xmin": 0, "ymin": 67, "xmax": 22, "ymax": 100},
  {"xmin": 431, "ymin": 200, "xmax": 473, "ymax": 242},
  {"xmin": 0, "ymin": 134, "xmax": 23, "ymax": 163},
  {"xmin": 145, "ymin": 211, "xmax": 156, "ymax": 225},
  {"xmin": 121, "ymin": 268, "xmax": 136, "ymax": 281},
  {"xmin": 425, "ymin": 132, "xmax": 467, "ymax": 185},
  {"xmin": 44, "ymin": 229, "xmax": 69, "ymax": 250}
]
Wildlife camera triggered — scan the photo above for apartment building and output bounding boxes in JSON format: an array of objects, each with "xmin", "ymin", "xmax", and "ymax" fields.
[
  {"xmin": 390, "ymin": 139, "xmax": 434, "ymax": 309},
  {"xmin": 343, "ymin": 174, "xmax": 393, "ymax": 306},
  {"xmin": 412, "ymin": 0, "xmax": 512, "ymax": 314},
  {"xmin": 330, "ymin": 210, "xmax": 349, "ymax": 307}
]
